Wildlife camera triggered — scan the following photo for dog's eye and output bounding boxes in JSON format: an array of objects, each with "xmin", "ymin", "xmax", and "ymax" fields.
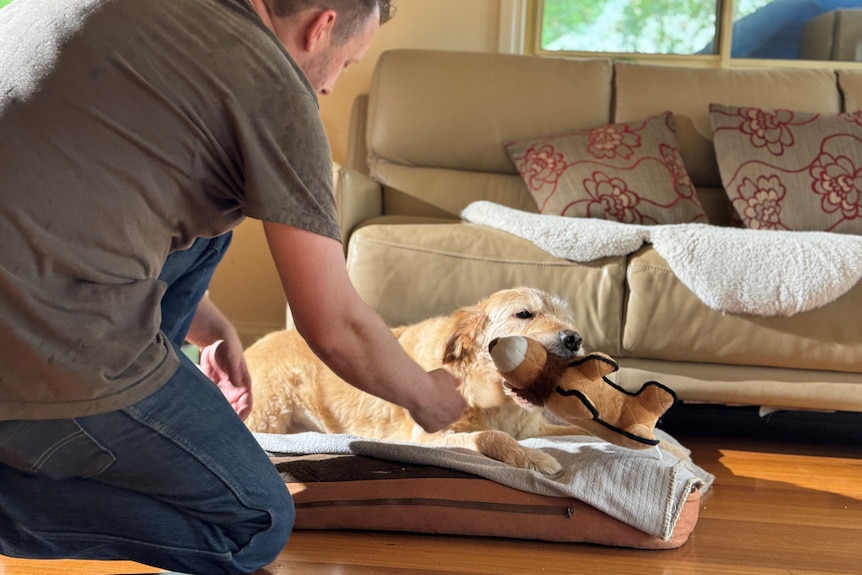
[{"xmin": 514, "ymin": 310, "xmax": 533, "ymax": 319}]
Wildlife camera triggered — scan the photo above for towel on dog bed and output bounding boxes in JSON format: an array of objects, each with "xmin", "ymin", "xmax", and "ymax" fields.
[{"xmin": 255, "ymin": 431, "xmax": 714, "ymax": 549}]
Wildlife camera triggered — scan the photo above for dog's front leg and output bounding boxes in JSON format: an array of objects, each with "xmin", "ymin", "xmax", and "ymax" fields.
[{"xmin": 422, "ymin": 431, "xmax": 562, "ymax": 475}]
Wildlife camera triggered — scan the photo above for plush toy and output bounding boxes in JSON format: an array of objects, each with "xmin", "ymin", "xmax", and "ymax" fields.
[{"xmin": 489, "ymin": 336, "xmax": 676, "ymax": 450}]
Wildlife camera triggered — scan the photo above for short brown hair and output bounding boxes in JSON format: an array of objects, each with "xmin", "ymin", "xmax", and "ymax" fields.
[{"xmin": 267, "ymin": 0, "xmax": 393, "ymax": 45}]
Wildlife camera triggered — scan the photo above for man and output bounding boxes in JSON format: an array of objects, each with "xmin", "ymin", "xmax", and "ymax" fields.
[{"xmin": 0, "ymin": 1, "xmax": 467, "ymax": 574}]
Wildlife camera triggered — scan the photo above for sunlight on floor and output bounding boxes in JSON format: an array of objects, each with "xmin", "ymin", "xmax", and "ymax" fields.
[
  {"xmin": 0, "ymin": 559, "xmax": 162, "ymax": 575},
  {"xmin": 719, "ymin": 448, "xmax": 862, "ymax": 500}
]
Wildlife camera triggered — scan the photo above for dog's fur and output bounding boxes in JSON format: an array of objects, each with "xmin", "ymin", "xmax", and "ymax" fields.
[{"xmin": 243, "ymin": 287, "xmax": 592, "ymax": 474}]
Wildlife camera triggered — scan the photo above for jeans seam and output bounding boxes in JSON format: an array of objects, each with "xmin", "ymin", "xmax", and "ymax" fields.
[{"xmin": 30, "ymin": 430, "xmax": 86, "ymax": 473}]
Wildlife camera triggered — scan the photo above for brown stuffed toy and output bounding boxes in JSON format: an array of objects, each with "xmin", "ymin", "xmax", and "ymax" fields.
[{"xmin": 489, "ymin": 336, "xmax": 676, "ymax": 450}]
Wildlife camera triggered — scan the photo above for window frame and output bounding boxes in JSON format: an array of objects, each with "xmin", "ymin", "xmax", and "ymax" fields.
[{"xmin": 506, "ymin": 0, "xmax": 862, "ymax": 70}]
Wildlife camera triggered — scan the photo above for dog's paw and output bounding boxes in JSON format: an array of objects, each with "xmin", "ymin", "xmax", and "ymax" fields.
[
  {"xmin": 523, "ymin": 450, "xmax": 563, "ymax": 475},
  {"xmin": 474, "ymin": 431, "xmax": 562, "ymax": 475},
  {"xmin": 504, "ymin": 445, "xmax": 562, "ymax": 475}
]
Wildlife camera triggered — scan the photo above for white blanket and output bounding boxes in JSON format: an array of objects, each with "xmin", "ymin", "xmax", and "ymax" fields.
[
  {"xmin": 462, "ymin": 201, "xmax": 862, "ymax": 317},
  {"xmin": 254, "ymin": 431, "xmax": 714, "ymax": 541}
]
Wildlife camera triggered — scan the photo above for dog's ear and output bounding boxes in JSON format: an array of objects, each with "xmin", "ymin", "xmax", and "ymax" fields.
[{"xmin": 443, "ymin": 306, "xmax": 488, "ymax": 365}]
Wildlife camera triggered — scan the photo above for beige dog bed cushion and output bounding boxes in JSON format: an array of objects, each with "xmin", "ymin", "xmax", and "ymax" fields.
[{"xmin": 258, "ymin": 432, "xmax": 713, "ymax": 550}]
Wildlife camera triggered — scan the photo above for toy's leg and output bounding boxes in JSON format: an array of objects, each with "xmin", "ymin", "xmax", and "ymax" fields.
[{"xmin": 636, "ymin": 382, "xmax": 676, "ymax": 416}]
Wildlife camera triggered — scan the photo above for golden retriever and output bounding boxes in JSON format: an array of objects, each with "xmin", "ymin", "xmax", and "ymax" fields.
[{"xmin": 243, "ymin": 287, "xmax": 591, "ymax": 474}]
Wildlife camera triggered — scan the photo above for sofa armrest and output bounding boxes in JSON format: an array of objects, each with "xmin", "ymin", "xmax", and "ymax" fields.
[{"xmin": 332, "ymin": 162, "xmax": 382, "ymax": 251}]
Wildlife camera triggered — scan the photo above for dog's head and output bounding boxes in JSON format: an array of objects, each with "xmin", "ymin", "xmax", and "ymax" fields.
[{"xmin": 443, "ymin": 287, "xmax": 583, "ymax": 408}]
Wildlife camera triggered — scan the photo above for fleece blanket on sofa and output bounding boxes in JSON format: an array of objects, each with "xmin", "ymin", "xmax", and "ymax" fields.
[
  {"xmin": 461, "ymin": 201, "xmax": 862, "ymax": 317},
  {"xmin": 254, "ymin": 430, "xmax": 714, "ymax": 541}
]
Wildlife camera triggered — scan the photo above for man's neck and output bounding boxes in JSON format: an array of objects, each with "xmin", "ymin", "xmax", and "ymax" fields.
[{"xmin": 246, "ymin": 0, "xmax": 276, "ymax": 32}]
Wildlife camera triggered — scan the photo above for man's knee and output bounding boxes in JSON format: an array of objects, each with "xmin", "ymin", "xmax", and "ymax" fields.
[{"xmin": 233, "ymin": 483, "xmax": 295, "ymax": 573}]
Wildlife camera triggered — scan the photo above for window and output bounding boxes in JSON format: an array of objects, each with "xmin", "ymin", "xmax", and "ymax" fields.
[{"xmin": 529, "ymin": 0, "xmax": 862, "ymax": 65}]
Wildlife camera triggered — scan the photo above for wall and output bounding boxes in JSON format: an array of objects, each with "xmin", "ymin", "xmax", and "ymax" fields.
[{"xmin": 208, "ymin": 0, "xmax": 502, "ymax": 346}]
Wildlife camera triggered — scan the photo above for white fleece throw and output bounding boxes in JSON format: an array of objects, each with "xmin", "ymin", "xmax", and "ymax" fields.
[
  {"xmin": 461, "ymin": 201, "xmax": 862, "ymax": 317},
  {"xmin": 254, "ymin": 431, "xmax": 714, "ymax": 541}
]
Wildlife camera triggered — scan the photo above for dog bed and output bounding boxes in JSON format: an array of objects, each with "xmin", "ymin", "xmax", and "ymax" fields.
[
  {"xmin": 274, "ymin": 452, "xmax": 701, "ymax": 549},
  {"xmin": 257, "ymin": 432, "xmax": 713, "ymax": 550}
]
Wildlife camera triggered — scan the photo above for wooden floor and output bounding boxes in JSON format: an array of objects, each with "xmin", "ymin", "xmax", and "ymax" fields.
[{"xmin": 2, "ymin": 407, "xmax": 861, "ymax": 575}]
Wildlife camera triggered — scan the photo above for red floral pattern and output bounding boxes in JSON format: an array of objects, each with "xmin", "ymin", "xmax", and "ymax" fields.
[
  {"xmin": 581, "ymin": 172, "xmax": 641, "ymax": 223},
  {"xmin": 507, "ymin": 112, "xmax": 706, "ymax": 225},
  {"xmin": 587, "ymin": 124, "xmax": 640, "ymax": 160},
  {"xmin": 840, "ymin": 110, "xmax": 862, "ymax": 127},
  {"xmin": 710, "ymin": 104, "xmax": 862, "ymax": 234},
  {"xmin": 731, "ymin": 175, "xmax": 788, "ymax": 231},
  {"xmin": 810, "ymin": 150, "xmax": 862, "ymax": 220},
  {"xmin": 737, "ymin": 107, "xmax": 797, "ymax": 155},
  {"xmin": 517, "ymin": 144, "xmax": 569, "ymax": 194},
  {"xmin": 660, "ymin": 143, "xmax": 696, "ymax": 199}
]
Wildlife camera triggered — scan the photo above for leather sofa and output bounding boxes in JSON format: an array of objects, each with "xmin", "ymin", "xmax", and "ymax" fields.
[{"xmin": 332, "ymin": 49, "xmax": 862, "ymax": 414}]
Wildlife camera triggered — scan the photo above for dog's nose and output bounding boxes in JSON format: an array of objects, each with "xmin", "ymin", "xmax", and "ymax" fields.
[{"xmin": 560, "ymin": 330, "xmax": 582, "ymax": 351}]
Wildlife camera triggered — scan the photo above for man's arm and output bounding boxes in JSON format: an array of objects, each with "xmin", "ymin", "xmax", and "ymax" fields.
[{"xmin": 263, "ymin": 221, "xmax": 467, "ymax": 433}]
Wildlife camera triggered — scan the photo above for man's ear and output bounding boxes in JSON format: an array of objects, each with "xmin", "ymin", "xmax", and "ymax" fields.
[{"xmin": 304, "ymin": 9, "xmax": 337, "ymax": 52}]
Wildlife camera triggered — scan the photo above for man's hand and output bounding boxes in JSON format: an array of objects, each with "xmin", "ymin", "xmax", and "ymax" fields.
[
  {"xmin": 186, "ymin": 293, "xmax": 254, "ymax": 420},
  {"xmin": 409, "ymin": 369, "xmax": 467, "ymax": 433},
  {"xmin": 199, "ymin": 339, "xmax": 253, "ymax": 420}
]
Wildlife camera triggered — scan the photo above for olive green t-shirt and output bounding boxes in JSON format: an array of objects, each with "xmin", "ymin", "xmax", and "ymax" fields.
[{"xmin": 0, "ymin": 0, "xmax": 340, "ymax": 418}]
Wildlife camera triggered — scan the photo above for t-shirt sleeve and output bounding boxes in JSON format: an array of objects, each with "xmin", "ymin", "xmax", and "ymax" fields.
[{"xmin": 237, "ymin": 89, "xmax": 341, "ymax": 242}]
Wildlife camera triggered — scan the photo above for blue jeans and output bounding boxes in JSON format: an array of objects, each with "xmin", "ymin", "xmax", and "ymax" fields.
[{"xmin": 0, "ymin": 234, "xmax": 294, "ymax": 575}]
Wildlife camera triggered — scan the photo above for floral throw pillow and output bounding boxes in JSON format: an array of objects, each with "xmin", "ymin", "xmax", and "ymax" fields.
[
  {"xmin": 506, "ymin": 112, "xmax": 707, "ymax": 225},
  {"xmin": 710, "ymin": 103, "xmax": 862, "ymax": 234}
]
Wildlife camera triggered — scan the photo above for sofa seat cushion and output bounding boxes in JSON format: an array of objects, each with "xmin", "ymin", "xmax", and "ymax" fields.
[
  {"xmin": 623, "ymin": 247, "xmax": 862, "ymax": 373},
  {"xmin": 346, "ymin": 219, "xmax": 626, "ymax": 355},
  {"xmin": 615, "ymin": 359, "xmax": 862, "ymax": 412}
]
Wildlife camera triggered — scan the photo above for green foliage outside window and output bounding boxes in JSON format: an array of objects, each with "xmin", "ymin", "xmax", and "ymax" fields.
[{"xmin": 540, "ymin": 0, "xmax": 771, "ymax": 55}]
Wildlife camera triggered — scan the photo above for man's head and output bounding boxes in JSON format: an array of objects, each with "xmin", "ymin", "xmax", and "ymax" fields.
[
  {"xmin": 260, "ymin": 0, "xmax": 393, "ymax": 95},
  {"xmin": 267, "ymin": 0, "xmax": 392, "ymax": 45}
]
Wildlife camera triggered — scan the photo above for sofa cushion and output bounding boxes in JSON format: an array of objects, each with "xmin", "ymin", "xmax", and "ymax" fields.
[
  {"xmin": 346, "ymin": 219, "xmax": 626, "ymax": 356},
  {"xmin": 613, "ymin": 63, "xmax": 841, "ymax": 189},
  {"xmin": 506, "ymin": 112, "xmax": 707, "ymax": 225},
  {"xmin": 365, "ymin": 50, "xmax": 613, "ymax": 218},
  {"xmin": 615, "ymin": 359, "xmax": 862, "ymax": 413},
  {"xmin": 623, "ymin": 247, "xmax": 862, "ymax": 374},
  {"xmin": 710, "ymin": 103, "xmax": 862, "ymax": 234},
  {"xmin": 840, "ymin": 70, "xmax": 862, "ymax": 112}
]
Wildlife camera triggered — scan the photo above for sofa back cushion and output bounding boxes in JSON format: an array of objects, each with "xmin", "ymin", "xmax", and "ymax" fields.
[
  {"xmin": 366, "ymin": 50, "xmax": 613, "ymax": 218},
  {"xmin": 840, "ymin": 70, "xmax": 862, "ymax": 112},
  {"xmin": 613, "ymin": 63, "xmax": 842, "ymax": 190}
]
